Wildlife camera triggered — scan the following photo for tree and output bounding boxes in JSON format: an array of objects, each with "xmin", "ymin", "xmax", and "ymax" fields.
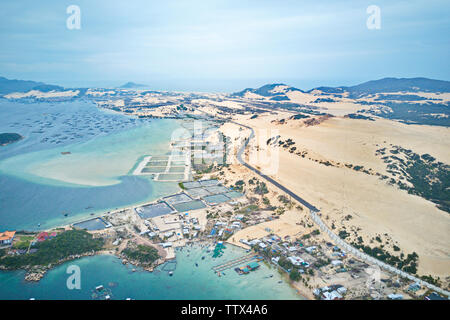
[{"xmin": 289, "ymin": 269, "xmax": 301, "ymax": 282}]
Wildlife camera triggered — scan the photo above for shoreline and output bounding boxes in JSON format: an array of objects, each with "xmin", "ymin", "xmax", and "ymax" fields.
[{"xmin": 0, "ymin": 240, "xmax": 307, "ymax": 300}]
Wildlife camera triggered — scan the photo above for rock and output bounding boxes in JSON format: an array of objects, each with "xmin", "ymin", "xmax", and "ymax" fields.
[{"xmin": 25, "ymin": 271, "xmax": 45, "ymax": 282}]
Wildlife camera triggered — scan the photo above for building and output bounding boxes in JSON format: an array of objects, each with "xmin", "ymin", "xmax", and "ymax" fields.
[
  {"xmin": 331, "ymin": 260, "xmax": 343, "ymax": 266},
  {"xmin": 288, "ymin": 256, "xmax": 304, "ymax": 266},
  {"xmin": 305, "ymin": 246, "xmax": 316, "ymax": 253},
  {"xmin": 258, "ymin": 242, "xmax": 267, "ymax": 249},
  {"xmin": 247, "ymin": 261, "xmax": 260, "ymax": 271},
  {"xmin": 160, "ymin": 242, "xmax": 172, "ymax": 248},
  {"xmin": 0, "ymin": 231, "xmax": 16, "ymax": 245},
  {"xmin": 37, "ymin": 232, "xmax": 49, "ymax": 242},
  {"xmin": 387, "ymin": 293, "xmax": 403, "ymax": 300},
  {"xmin": 424, "ymin": 292, "xmax": 447, "ymax": 300}
]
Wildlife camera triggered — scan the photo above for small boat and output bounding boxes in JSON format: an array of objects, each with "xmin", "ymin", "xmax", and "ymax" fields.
[
  {"xmin": 195, "ymin": 263, "xmax": 198, "ymax": 267},
  {"xmin": 37, "ymin": 223, "xmax": 40, "ymax": 227},
  {"xmin": 201, "ymin": 256, "xmax": 205, "ymax": 260},
  {"xmin": 169, "ymin": 271, "xmax": 173, "ymax": 276},
  {"xmin": 95, "ymin": 285, "xmax": 104, "ymax": 291}
]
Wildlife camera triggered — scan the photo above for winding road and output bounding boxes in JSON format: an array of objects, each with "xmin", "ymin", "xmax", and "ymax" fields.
[{"xmin": 233, "ymin": 121, "xmax": 450, "ymax": 298}]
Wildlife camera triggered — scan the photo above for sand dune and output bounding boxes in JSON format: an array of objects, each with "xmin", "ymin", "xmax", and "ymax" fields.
[{"xmin": 227, "ymin": 114, "xmax": 450, "ymax": 277}]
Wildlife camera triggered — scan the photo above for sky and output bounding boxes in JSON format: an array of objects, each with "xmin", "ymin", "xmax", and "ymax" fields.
[{"xmin": 0, "ymin": 0, "xmax": 449, "ymax": 92}]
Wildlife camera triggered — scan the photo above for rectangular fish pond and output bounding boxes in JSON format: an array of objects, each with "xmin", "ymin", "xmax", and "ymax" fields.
[
  {"xmin": 171, "ymin": 200, "xmax": 206, "ymax": 212},
  {"xmin": 73, "ymin": 217, "xmax": 109, "ymax": 231},
  {"xmin": 136, "ymin": 202, "xmax": 175, "ymax": 219},
  {"xmin": 203, "ymin": 194, "xmax": 231, "ymax": 205}
]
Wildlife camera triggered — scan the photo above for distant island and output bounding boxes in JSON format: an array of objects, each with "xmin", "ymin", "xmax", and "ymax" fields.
[
  {"xmin": 0, "ymin": 133, "xmax": 23, "ymax": 146},
  {"xmin": 118, "ymin": 82, "xmax": 149, "ymax": 89}
]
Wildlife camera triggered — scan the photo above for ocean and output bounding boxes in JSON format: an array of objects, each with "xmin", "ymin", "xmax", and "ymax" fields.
[{"xmin": 0, "ymin": 100, "xmax": 180, "ymax": 231}]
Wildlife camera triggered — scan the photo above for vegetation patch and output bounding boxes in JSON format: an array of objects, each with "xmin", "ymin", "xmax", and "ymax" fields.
[
  {"xmin": 0, "ymin": 229, "xmax": 104, "ymax": 269},
  {"xmin": 376, "ymin": 145, "xmax": 450, "ymax": 213},
  {"xmin": 122, "ymin": 245, "xmax": 160, "ymax": 265}
]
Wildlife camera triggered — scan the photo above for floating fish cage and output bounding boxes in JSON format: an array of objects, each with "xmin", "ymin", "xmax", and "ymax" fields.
[
  {"xmin": 91, "ymin": 286, "xmax": 113, "ymax": 300},
  {"xmin": 212, "ymin": 242, "xmax": 226, "ymax": 258},
  {"xmin": 161, "ymin": 260, "xmax": 177, "ymax": 273}
]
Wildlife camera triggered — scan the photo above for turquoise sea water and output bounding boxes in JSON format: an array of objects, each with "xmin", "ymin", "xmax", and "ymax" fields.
[
  {"xmin": 0, "ymin": 101, "xmax": 181, "ymax": 231},
  {"xmin": 0, "ymin": 243, "xmax": 302, "ymax": 300}
]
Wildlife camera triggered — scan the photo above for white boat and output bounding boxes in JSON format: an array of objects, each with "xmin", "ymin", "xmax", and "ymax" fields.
[{"xmin": 95, "ymin": 285, "xmax": 104, "ymax": 291}]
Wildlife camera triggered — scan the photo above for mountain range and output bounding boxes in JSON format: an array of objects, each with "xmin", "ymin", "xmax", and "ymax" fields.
[
  {"xmin": 0, "ymin": 76, "xmax": 64, "ymax": 95},
  {"xmin": 1, "ymin": 76, "xmax": 449, "ymax": 97},
  {"xmin": 233, "ymin": 77, "xmax": 450, "ymax": 99}
]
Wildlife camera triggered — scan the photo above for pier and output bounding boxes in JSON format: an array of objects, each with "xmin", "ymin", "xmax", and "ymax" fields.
[{"xmin": 211, "ymin": 253, "xmax": 259, "ymax": 273}]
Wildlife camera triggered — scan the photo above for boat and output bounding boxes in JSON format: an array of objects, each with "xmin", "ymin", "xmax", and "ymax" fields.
[
  {"xmin": 95, "ymin": 285, "xmax": 104, "ymax": 291},
  {"xmin": 195, "ymin": 263, "xmax": 198, "ymax": 267},
  {"xmin": 169, "ymin": 271, "xmax": 173, "ymax": 276}
]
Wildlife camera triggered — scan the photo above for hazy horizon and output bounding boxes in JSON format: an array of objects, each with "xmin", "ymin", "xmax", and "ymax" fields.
[{"xmin": 1, "ymin": 0, "xmax": 449, "ymax": 92}]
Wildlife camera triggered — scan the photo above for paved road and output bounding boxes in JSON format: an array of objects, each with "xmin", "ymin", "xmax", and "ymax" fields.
[
  {"xmin": 232, "ymin": 121, "xmax": 450, "ymax": 298},
  {"xmin": 233, "ymin": 121, "xmax": 319, "ymax": 212}
]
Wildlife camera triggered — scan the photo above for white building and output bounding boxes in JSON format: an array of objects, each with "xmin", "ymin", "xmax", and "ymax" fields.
[
  {"xmin": 305, "ymin": 246, "xmax": 317, "ymax": 253},
  {"xmin": 287, "ymin": 256, "xmax": 304, "ymax": 266},
  {"xmin": 258, "ymin": 242, "xmax": 267, "ymax": 249},
  {"xmin": 331, "ymin": 260, "xmax": 343, "ymax": 266}
]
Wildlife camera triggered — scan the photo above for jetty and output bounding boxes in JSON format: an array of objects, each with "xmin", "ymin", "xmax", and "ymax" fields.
[{"xmin": 211, "ymin": 253, "xmax": 258, "ymax": 273}]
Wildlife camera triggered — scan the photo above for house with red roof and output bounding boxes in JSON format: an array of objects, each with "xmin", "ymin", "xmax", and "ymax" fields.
[{"xmin": 37, "ymin": 232, "xmax": 49, "ymax": 242}]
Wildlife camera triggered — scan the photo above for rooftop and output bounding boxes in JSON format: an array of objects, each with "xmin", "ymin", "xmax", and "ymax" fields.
[{"xmin": 0, "ymin": 230, "xmax": 16, "ymax": 241}]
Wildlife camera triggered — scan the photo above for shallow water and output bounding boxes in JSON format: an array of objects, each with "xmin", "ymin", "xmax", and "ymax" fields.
[{"xmin": 0, "ymin": 101, "xmax": 181, "ymax": 231}]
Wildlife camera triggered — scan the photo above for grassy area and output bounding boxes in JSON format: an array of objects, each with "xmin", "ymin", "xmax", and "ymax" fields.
[
  {"xmin": 0, "ymin": 229, "xmax": 104, "ymax": 269},
  {"xmin": 12, "ymin": 235, "xmax": 34, "ymax": 250}
]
